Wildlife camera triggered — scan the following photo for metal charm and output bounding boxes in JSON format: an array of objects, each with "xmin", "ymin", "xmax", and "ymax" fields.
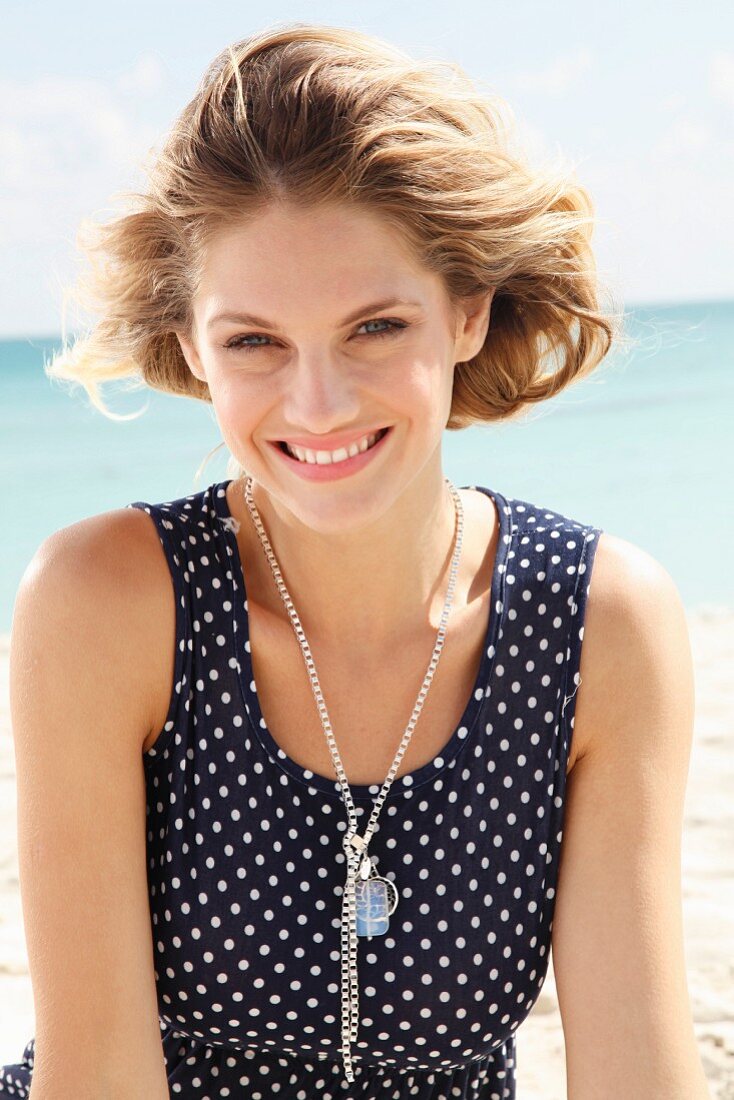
[{"xmin": 354, "ymin": 866, "xmax": 400, "ymax": 937}]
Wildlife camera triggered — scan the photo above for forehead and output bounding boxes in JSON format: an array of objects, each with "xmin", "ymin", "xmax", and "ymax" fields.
[{"xmin": 196, "ymin": 201, "xmax": 443, "ymax": 307}]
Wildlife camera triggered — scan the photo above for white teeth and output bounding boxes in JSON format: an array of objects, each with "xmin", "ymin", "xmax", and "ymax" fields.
[{"xmin": 284, "ymin": 430, "xmax": 384, "ymax": 465}]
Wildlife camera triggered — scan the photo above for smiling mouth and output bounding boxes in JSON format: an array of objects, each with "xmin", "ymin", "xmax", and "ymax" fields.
[{"xmin": 277, "ymin": 427, "xmax": 390, "ymax": 464}]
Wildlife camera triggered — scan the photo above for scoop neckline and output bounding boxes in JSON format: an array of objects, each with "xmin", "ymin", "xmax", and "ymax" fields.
[{"xmin": 213, "ymin": 478, "xmax": 512, "ymax": 799}]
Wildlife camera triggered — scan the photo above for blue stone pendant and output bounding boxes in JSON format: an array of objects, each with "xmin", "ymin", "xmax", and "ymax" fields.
[{"xmin": 355, "ymin": 875, "xmax": 399, "ymax": 937}]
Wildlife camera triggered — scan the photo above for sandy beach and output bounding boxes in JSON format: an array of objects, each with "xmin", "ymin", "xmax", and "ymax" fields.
[{"xmin": 0, "ymin": 610, "xmax": 732, "ymax": 1097}]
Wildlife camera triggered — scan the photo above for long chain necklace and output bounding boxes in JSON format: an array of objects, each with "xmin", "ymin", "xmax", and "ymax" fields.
[{"xmin": 242, "ymin": 474, "xmax": 464, "ymax": 1083}]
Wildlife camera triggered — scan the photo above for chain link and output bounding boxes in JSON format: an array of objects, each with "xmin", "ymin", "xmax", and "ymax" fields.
[{"xmin": 242, "ymin": 473, "xmax": 464, "ymax": 1082}]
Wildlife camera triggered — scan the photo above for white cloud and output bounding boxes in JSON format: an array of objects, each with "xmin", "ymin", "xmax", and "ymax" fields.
[
  {"xmin": 580, "ymin": 149, "xmax": 734, "ymax": 305},
  {"xmin": 507, "ymin": 48, "xmax": 594, "ymax": 97},
  {"xmin": 115, "ymin": 52, "xmax": 168, "ymax": 97},
  {"xmin": 710, "ymin": 50, "xmax": 734, "ymax": 108},
  {"xmin": 0, "ymin": 74, "xmax": 161, "ymax": 248},
  {"xmin": 649, "ymin": 112, "xmax": 715, "ymax": 160},
  {"xmin": 659, "ymin": 92, "xmax": 686, "ymax": 112},
  {"xmin": 0, "ymin": 74, "xmax": 159, "ymax": 177},
  {"xmin": 0, "ymin": 72, "xmax": 166, "ymax": 333}
]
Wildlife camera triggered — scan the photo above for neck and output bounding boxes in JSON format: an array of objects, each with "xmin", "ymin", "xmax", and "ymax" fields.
[{"xmin": 232, "ymin": 464, "xmax": 461, "ymax": 650}]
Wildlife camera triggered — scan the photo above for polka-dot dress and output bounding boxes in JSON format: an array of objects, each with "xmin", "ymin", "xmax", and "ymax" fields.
[{"xmin": 1, "ymin": 478, "xmax": 602, "ymax": 1100}]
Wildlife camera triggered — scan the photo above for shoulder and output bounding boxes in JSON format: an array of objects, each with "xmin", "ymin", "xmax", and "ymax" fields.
[
  {"xmin": 18, "ymin": 506, "xmax": 174, "ymax": 747},
  {"xmin": 570, "ymin": 530, "xmax": 693, "ymax": 764},
  {"xmin": 584, "ymin": 529, "xmax": 688, "ymax": 656},
  {"xmin": 24, "ymin": 505, "xmax": 174, "ymax": 618}
]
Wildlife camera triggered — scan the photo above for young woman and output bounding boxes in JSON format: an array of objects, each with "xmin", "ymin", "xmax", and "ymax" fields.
[{"xmin": 2, "ymin": 23, "xmax": 710, "ymax": 1100}]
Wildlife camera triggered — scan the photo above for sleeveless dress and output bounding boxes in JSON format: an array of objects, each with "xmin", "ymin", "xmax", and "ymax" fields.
[{"xmin": 0, "ymin": 477, "xmax": 602, "ymax": 1100}]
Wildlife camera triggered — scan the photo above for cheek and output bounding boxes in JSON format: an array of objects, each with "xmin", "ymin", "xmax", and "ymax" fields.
[
  {"xmin": 207, "ymin": 380, "xmax": 266, "ymax": 445},
  {"xmin": 397, "ymin": 356, "xmax": 454, "ymax": 416}
]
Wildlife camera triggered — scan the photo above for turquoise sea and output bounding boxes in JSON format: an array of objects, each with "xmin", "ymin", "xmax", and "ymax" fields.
[{"xmin": 0, "ymin": 299, "xmax": 731, "ymax": 633}]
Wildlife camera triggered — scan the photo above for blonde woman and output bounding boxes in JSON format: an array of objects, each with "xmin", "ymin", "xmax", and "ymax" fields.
[{"xmin": 2, "ymin": 24, "xmax": 710, "ymax": 1100}]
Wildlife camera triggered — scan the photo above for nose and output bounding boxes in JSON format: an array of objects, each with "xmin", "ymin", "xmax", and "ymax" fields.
[{"xmin": 281, "ymin": 353, "xmax": 362, "ymax": 434}]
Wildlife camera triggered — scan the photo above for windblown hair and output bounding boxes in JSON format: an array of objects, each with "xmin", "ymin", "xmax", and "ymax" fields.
[{"xmin": 48, "ymin": 22, "xmax": 625, "ymax": 480}]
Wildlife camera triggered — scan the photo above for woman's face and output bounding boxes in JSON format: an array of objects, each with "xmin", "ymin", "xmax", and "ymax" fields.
[{"xmin": 177, "ymin": 200, "xmax": 492, "ymax": 534}]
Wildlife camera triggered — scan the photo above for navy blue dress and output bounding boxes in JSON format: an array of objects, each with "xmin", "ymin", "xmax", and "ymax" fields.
[{"xmin": 1, "ymin": 478, "xmax": 602, "ymax": 1099}]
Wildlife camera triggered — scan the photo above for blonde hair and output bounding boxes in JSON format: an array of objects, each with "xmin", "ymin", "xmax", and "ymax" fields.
[{"xmin": 48, "ymin": 22, "xmax": 626, "ymax": 482}]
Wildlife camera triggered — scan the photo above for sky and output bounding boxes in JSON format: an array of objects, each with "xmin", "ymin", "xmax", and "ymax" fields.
[{"xmin": 1, "ymin": 0, "xmax": 732, "ymax": 337}]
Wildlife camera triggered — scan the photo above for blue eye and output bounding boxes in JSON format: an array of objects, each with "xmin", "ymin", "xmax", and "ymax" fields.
[
  {"xmin": 355, "ymin": 318, "xmax": 407, "ymax": 339},
  {"xmin": 223, "ymin": 318, "xmax": 408, "ymax": 353},
  {"xmin": 224, "ymin": 333, "xmax": 271, "ymax": 351}
]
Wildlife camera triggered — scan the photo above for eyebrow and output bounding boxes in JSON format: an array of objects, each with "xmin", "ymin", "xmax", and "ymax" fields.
[{"xmin": 206, "ymin": 297, "xmax": 423, "ymax": 331}]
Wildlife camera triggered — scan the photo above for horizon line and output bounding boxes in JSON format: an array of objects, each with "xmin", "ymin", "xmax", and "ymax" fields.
[{"xmin": 1, "ymin": 295, "xmax": 733, "ymax": 345}]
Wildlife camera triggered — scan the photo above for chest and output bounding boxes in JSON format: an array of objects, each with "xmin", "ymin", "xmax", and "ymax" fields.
[{"xmin": 246, "ymin": 594, "xmax": 492, "ymax": 787}]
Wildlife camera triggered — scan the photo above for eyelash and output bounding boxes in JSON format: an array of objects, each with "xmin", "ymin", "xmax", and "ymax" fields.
[{"xmin": 223, "ymin": 318, "xmax": 408, "ymax": 353}]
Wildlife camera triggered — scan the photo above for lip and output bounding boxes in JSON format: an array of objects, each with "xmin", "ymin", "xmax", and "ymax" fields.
[
  {"xmin": 269, "ymin": 426, "xmax": 392, "ymax": 481},
  {"xmin": 275, "ymin": 426, "xmax": 388, "ymax": 451}
]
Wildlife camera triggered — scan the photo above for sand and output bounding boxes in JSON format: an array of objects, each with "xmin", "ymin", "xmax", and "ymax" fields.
[{"xmin": 0, "ymin": 610, "xmax": 732, "ymax": 1097}]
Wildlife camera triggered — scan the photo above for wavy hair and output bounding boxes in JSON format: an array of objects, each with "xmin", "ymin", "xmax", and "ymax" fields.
[{"xmin": 47, "ymin": 22, "xmax": 626, "ymax": 481}]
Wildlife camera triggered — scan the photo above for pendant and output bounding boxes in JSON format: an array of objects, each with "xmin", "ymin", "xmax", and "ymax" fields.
[
  {"xmin": 354, "ymin": 872, "xmax": 400, "ymax": 937},
  {"xmin": 343, "ymin": 834, "xmax": 400, "ymax": 937}
]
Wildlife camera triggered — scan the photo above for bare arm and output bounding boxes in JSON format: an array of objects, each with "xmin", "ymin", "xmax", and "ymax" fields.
[
  {"xmin": 551, "ymin": 534, "xmax": 711, "ymax": 1099},
  {"xmin": 11, "ymin": 512, "xmax": 170, "ymax": 1099}
]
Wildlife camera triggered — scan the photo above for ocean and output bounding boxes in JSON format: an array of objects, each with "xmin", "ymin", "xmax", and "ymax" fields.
[{"xmin": 1, "ymin": 298, "xmax": 731, "ymax": 633}]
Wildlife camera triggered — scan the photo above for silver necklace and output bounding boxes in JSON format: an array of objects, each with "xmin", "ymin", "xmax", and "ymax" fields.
[{"xmin": 242, "ymin": 474, "xmax": 465, "ymax": 1083}]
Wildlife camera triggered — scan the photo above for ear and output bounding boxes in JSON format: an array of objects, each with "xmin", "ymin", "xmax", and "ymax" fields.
[
  {"xmin": 453, "ymin": 288, "xmax": 495, "ymax": 363},
  {"xmin": 176, "ymin": 330, "xmax": 207, "ymax": 384}
]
